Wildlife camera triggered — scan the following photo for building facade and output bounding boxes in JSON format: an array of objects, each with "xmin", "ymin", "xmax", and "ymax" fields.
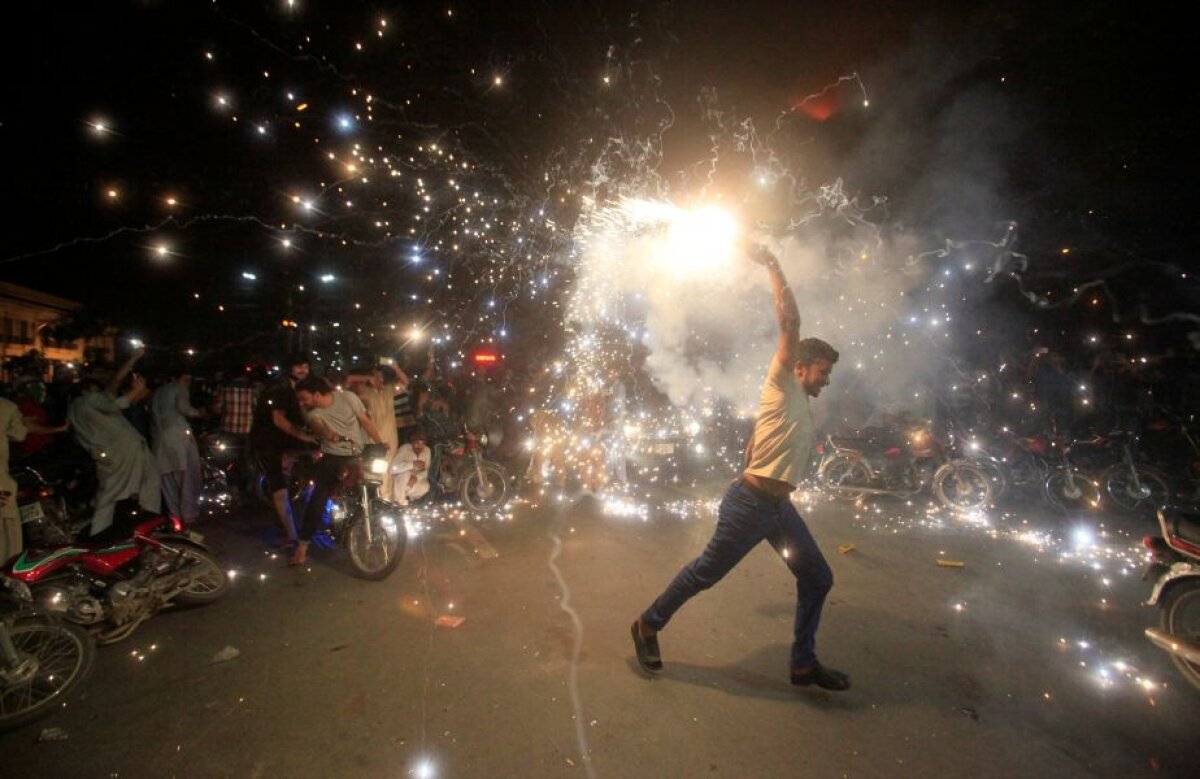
[{"xmin": 0, "ymin": 281, "xmax": 114, "ymax": 380}]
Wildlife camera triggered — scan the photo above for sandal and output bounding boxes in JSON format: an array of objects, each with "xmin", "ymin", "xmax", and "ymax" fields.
[
  {"xmin": 791, "ymin": 663, "xmax": 851, "ymax": 691},
  {"xmin": 287, "ymin": 543, "xmax": 308, "ymax": 567}
]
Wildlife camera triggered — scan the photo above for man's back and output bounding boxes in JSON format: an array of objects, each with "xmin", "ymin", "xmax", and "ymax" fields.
[{"xmin": 216, "ymin": 382, "xmax": 256, "ymax": 434}]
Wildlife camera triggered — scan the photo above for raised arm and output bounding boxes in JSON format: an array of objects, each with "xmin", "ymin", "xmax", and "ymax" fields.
[
  {"xmin": 108, "ymin": 346, "xmax": 146, "ymax": 396},
  {"xmin": 746, "ymin": 243, "xmax": 800, "ymax": 364}
]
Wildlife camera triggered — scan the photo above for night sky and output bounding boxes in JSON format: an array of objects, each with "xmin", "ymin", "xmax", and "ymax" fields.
[{"xmin": 1, "ymin": 0, "xmax": 1194, "ymax": 372}]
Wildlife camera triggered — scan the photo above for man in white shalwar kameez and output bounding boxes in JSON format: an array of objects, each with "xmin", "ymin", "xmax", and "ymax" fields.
[
  {"xmin": 151, "ymin": 370, "xmax": 204, "ymax": 523},
  {"xmin": 68, "ymin": 348, "xmax": 161, "ymax": 536},
  {"xmin": 1, "ymin": 396, "xmax": 29, "ymax": 563},
  {"xmin": 391, "ymin": 430, "xmax": 432, "ymax": 505}
]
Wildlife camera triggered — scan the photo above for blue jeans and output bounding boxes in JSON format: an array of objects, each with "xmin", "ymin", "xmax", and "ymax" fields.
[{"xmin": 641, "ymin": 479, "xmax": 834, "ymax": 668}]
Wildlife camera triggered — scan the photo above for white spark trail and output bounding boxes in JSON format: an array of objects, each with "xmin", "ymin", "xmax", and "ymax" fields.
[{"xmin": 547, "ymin": 506, "xmax": 597, "ymax": 778}]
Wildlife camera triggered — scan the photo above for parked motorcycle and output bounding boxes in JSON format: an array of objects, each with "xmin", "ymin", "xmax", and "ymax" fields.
[
  {"xmin": 990, "ymin": 429, "xmax": 1054, "ymax": 492},
  {"xmin": 818, "ymin": 424, "xmax": 992, "ymax": 511},
  {"xmin": 322, "ymin": 443, "xmax": 408, "ymax": 580},
  {"xmin": 0, "ymin": 574, "xmax": 94, "ymax": 731},
  {"xmin": 1143, "ymin": 505, "xmax": 1200, "ymax": 692},
  {"xmin": 427, "ymin": 428, "xmax": 509, "ymax": 513},
  {"xmin": 4, "ymin": 511, "xmax": 229, "ymax": 644}
]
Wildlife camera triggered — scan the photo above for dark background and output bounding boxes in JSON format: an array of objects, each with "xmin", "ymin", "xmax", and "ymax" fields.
[{"xmin": 1, "ymin": 0, "xmax": 1194, "ymax": 370}]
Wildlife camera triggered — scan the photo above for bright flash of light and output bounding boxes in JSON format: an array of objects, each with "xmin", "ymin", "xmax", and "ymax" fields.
[
  {"xmin": 659, "ymin": 204, "xmax": 738, "ymax": 278},
  {"xmin": 1071, "ymin": 525, "xmax": 1096, "ymax": 550}
]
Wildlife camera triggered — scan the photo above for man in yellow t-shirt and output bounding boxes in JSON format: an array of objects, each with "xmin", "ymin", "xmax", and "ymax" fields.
[{"xmin": 632, "ymin": 242, "xmax": 848, "ymax": 691}]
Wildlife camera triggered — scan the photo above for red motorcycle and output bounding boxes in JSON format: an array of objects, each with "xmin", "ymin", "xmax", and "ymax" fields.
[{"xmin": 3, "ymin": 512, "xmax": 229, "ymax": 644}]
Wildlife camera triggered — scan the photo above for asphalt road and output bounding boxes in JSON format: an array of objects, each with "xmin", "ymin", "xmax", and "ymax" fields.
[{"xmin": 3, "ymin": 483, "xmax": 1199, "ymax": 778}]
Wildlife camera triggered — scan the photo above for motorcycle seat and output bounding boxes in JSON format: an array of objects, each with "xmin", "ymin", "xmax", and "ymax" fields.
[{"xmin": 1166, "ymin": 507, "xmax": 1200, "ymax": 546}]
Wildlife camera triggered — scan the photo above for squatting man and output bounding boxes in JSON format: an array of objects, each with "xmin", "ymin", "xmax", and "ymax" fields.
[{"xmin": 632, "ymin": 240, "xmax": 849, "ymax": 691}]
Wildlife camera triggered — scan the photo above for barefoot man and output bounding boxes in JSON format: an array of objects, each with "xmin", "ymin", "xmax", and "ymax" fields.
[{"xmin": 632, "ymin": 241, "xmax": 849, "ymax": 691}]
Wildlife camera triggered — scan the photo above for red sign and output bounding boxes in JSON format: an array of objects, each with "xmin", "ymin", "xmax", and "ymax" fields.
[{"xmin": 472, "ymin": 351, "xmax": 500, "ymax": 366}]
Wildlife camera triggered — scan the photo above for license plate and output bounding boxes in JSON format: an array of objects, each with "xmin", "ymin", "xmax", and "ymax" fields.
[
  {"xmin": 186, "ymin": 530, "xmax": 205, "ymax": 543},
  {"xmin": 19, "ymin": 502, "xmax": 44, "ymax": 523},
  {"xmin": 651, "ymin": 442, "xmax": 675, "ymax": 455}
]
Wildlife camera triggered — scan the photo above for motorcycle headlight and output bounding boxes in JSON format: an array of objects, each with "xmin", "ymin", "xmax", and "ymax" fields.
[
  {"xmin": 370, "ymin": 458, "xmax": 389, "ymax": 475},
  {"xmin": 478, "ymin": 434, "xmax": 489, "ymax": 446},
  {"xmin": 2, "ymin": 576, "xmax": 32, "ymax": 602}
]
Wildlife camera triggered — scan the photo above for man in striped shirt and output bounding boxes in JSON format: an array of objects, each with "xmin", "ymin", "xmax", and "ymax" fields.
[
  {"xmin": 392, "ymin": 367, "xmax": 416, "ymax": 443},
  {"xmin": 393, "ymin": 349, "xmax": 435, "ymax": 444}
]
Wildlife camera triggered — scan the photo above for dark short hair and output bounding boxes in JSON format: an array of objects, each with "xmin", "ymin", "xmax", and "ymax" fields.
[
  {"xmin": 408, "ymin": 429, "xmax": 427, "ymax": 443},
  {"xmin": 285, "ymin": 353, "xmax": 311, "ymax": 369},
  {"xmin": 294, "ymin": 376, "xmax": 333, "ymax": 395},
  {"xmin": 795, "ymin": 338, "xmax": 839, "ymax": 366},
  {"xmin": 377, "ymin": 365, "xmax": 397, "ymax": 383}
]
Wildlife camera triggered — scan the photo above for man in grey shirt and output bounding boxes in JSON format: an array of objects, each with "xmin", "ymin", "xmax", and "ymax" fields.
[{"xmin": 291, "ymin": 376, "xmax": 384, "ymax": 565}]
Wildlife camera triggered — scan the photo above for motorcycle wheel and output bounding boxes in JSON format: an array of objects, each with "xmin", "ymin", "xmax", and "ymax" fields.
[
  {"xmin": 172, "ymin": 547, "xmax": 231, "ymax": 606},
  {"xmin": 1102, "ymin": 464, "xmax": 1171, "ymax": 515},
  {"xmin": 460, "ymin": 463, "xmax": 509, "ymax": 513},
  {"xmin": 1044, "ymin": 469, "xmax": 1102, "ymax": 513},
  {"xmin": 1161, "ymin": 579, "xmax": 1200, "ymax": 692},
  {"xmin": 819, "ymin": 454, "xmax": 871, "ymax": 501},
  {"xmin": 0, "ymin": 616, "xmax": 95, "ymax": 732},
  {"xmin": 347, "ymin": 512, "xmax": 405, "ymax": 580},
  {"xmin": 933, "ymin": 461, "xmax": 993, "ymax": 511},
  {"xmin": 974, "ymin": 458, "xmax": 1008, "ymax": 501}
]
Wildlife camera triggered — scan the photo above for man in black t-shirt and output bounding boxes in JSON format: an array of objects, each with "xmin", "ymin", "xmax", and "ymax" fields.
[{"xmin": 250, "ymin": 355, "xmax": 318, "ymax": 547}]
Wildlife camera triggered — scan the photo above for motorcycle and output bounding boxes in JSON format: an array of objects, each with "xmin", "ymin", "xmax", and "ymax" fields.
[
  {"xmin": 0, "ymin": 574, "xmax": 94, "ymax": 731},
  {"xmin": 817, "ymin": 424, "xmax": 992, "ymax": 511},
  {"xmin": 1143, "ymin": 505, "xmax": 1200, "ymax": 692},
  {"xmin": 3, "ymin": 510, "xmax": 229, "ymax": 644},
  {"xmin": 426, "ymin": 428, "xmax": 509, "ymax": 513},
  {"xmin": 990, "ymin": 429, "xmax": 1054, "ymax": 492},
  {"xmin": 197, "ymin": 431, "xmax": 243, "ymax": 513},
  {"xmin": 321, "ymin": 443, "xmax": 408, "ymax": 580}
]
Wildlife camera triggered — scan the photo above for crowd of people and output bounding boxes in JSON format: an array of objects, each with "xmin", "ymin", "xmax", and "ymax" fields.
[{"xmin": 0, "ymin": 346, "xmax": 490, "ymax": 565}]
